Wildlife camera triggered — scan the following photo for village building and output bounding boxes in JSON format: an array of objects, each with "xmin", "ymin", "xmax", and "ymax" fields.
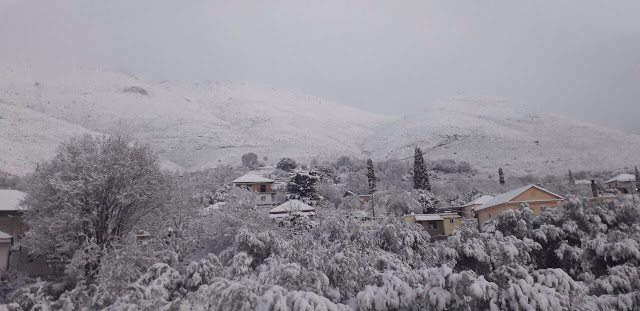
[
  {"xmin": 603, "ymin": 174, "xmax": 636, "ymax": 194},
  {"xmin": 403, "ymin": 212, "xmax": 462, "ymax": 239},
  {"xmin": 0, "ymin": 190, "xmax": 27, "ymax": 239},
  {"xmin": 474, "ymin": 184, "xmax": 564, "ymax": 228},
  {"xmin": 268, "ymin": 200, "xmax": 316, "ymax": 219},
  {"xmin": 232, "ymin": 174, "xmax": 275, "ymax": 205},
  {"xmin": 0, "ymin": 189, "xmax": 52, "ymax": 275},
  {"xmin": 452, "ymin": 195, "xmax": 494, "ymax": 219}
]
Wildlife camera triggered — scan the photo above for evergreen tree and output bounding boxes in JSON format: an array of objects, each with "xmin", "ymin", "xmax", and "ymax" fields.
[
  {"xmin": 366, "ymin": 159, "xmax": 376, "ymax": 195},
  {"xmin": 635, "ymin": 166, "xmax": 640, "ymax": 192},
  {"xmin": 568, "ymin": 169, "xmax": 575, "ymax": 185},
  {"xmin": 367, "ymin": 159, "xmax": 376, "ymax": 217},
  {"xmin": 286, "ymin": 171, "xmax": 321, "ymax": 205},
  {"xmin": 413, "ymin": 147, "xmax": 431, "ymax": 191},
  {"xmin": 499, "ymin": 168, "xmax": 505, "ymax": 185}
]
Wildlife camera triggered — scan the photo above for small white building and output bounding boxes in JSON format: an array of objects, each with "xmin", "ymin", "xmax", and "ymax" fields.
[
  {"xmin": 268, "ymin": 200, "xmax": 316, "ymax": 219},
  {"xmin": 232, "ymin": 174, "xmax": 275, "ymax": 205}
]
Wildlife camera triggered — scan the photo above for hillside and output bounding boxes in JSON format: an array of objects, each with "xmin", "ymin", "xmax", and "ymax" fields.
[
  {"xmin": 1, "ymin": 67, "xmax": 639, "ymax": 177},
  {"xmin": 0, "ymin": 66, "xmax": 394, "ymax": 175},
  {"xmin": 366, "ymin": 95, "xmax": 640, "ymax": 175}
]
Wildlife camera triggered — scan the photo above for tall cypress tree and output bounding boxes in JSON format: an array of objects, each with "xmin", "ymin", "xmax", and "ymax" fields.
[
  {"xmin": 423, "ymin": 161, "xmax": 431, "ymax": 192},
  {"xmin": 367, "ymin": 159, "xmax": 376, "ymax": 217},
  {"xmin": 367, "ymin": 159, "xmax": 376, "ymax": 194},
  {"xmin": 635, "ymin": 166, "xmax": 640, "ymax": 192},
  {"xmin": 568, "ymin": 169, "xmax": 575, "ymax": 185},
  {"xmin": 413, "ymin": 147, "xmax": 431, "ymax": 191},
  {"xmin": 499, "ymin": 168, "xmax": 505, "ymax": 185}
]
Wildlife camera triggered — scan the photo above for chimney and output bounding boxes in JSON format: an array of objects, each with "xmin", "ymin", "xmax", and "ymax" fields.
[{"xmin": 591, "ymin": 180, "xmax": 598, "ymax": 197}]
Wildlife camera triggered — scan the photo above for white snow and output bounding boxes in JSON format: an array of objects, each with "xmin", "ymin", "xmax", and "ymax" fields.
[
  {"xmin": 0, "ymin": 189, "xmax": 25, "ymax": 211},
  {"xmin": 604, "ymin": 174, "xmax": 635, "ymax": 184},
  {"xmin": 232, "ymin": 174, "xmax": 275, "ymax": 184}
]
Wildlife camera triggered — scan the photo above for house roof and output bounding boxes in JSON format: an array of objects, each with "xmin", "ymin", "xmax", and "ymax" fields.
[
  {"xmin": 0, "ymin": 230, "xmax": 12, "ymax": 241},
  {"xmin": 475, "ymin": 184, "xmax": 564, "ymax": 212},
  {"xmin": 0, "ymin": 189, "xmax": 26, "ymax": 212},
  {"xmin": 232, "ymin": 174, "xmax": 274, "ymax": 184},
  {"xmin": 415, "ymin": 214, "xmax": 444, "ymax": 221},
  {"xmin": 269, "ymin": 200, "xmax": 316, "ymax": 214},
  {"xmin": 604, "ymin": 174, "xmax": 636, "ymax": 184},
  {"xmin": 461, "ymin": 195, "xmax": 494, "ymax": 207},
  {"xmin": 574, "ymin": 180, "xmax": 592, "ymax": 185},
  {"xmin": 269, "ymin": 211, "xmax": 316, "ymax": 219}
]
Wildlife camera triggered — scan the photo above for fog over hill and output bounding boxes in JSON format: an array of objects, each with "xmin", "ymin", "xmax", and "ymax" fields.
[{"xmin": 1, "ymin": 67, "xmax": 639, "ymax": 176}]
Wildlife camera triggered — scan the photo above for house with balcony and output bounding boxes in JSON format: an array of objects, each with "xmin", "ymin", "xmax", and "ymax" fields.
[{"xmin": 232, "ymin": 174, "xmax": 275, "ymax": 205}]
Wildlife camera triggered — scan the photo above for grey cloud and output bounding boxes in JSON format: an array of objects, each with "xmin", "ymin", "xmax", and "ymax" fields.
[{"xmin": 1, "ymin": 0, "xmax": 638, "ymax": 133}]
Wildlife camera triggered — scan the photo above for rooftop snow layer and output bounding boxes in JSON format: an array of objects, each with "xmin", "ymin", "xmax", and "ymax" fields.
[
  {"xmin": 0, "ymin": 189, "xmax": 25, "ymax": 211},
  {"xmin": 475, "ymin": 184, "xmax": 563, "ymax": 211},
  {"xmin": 604, "ymin": 174, "xmax": 636, "ymax": 184},
  {"xmin": 232, "ymin": 174, "xmax": 275, "ymax": 184},
  {"xmin": 415, "ymin": 215, "xmax": 444, "ymax": 221},
  {"xmin": 269, "ymin": 200, "xmax": 315, "ymax": 214}
]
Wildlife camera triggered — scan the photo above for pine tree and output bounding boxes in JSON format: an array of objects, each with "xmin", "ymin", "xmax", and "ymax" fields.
[
  {"xmin": 413, "ymin": 147, "xmax": 430, "ymax": 191},
  {"xmin": 499, "ymin": 168, "xmax": 505, "ymax": 185},
  {"xmin": 635, "ymin": 166, "xmax": 640, "ymax": 192},
  {"xmin": 568, "ymin": 169, "xmax": 575, "ymax": 185},
  {"xmin": 367, "ymin": 159, "xmax": 376, "ymax": 217}
]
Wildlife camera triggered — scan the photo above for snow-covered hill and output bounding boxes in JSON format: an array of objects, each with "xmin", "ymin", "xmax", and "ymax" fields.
[
  {"xmin": 0, "ymin": 66, "xmax": 393, "ymax": 175},
  {"xmin": 1, "ymin": 66, "xmax": 639, "ymax": 176},
  {"xmin": 366, "ymin": 95, "xmax": 640, "ymax": 175}
]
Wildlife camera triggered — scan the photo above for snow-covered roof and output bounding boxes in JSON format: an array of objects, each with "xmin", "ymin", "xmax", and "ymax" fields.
[
  {"xmin": 461, "ymin": 195, "xmax": 494, "ymax": 207},
  {"xmin": 415, "ymin": 214, "xmax": 444, "ymax": 221},
  {"xmin": 0, "ymin": 230, "xmax": 12, "ymax": 241},
  {"xmin": 269, "ymin": 211, "xmax": 316, "ymax": 219},
  {"xmin": 0, "ymin": 189, "xmax": 26, "ymax": 212},
  {"xmin": 475, "ymin": 184, "xmax": 564, "ymax": 212},
  {"xmin": 574, "ymin": 180, "xmax": 592, "ymax": 185},
  {"xmin": 604, "ymin": 174, "xmax": 635, "ymax": 184},
  {"xmin": 269, "ymin": 200, "xmax": 315, "ymax": 214},
  {"xmin": 232, "ymin": 174, "xmax": 274, "ymax": 184}
]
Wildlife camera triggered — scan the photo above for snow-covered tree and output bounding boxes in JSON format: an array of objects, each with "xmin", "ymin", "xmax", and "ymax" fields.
[
  {"xmin": 498, "ymin": 168, "xmax": 505, "ymax": 185},
  {"xmin": 569, "ymin": 169, "xmax": 575, "ymax": 185},
  {"xmin": 21, "ymin": 135, "xmax": 171, "ymax": 274},
  {"xmin": 286, "ymin": 171, "xmax": 322, "ymax": 205},
  {"xmin": 241, "ymin": 152, "xmax": 259, "ymax": 168},
  {"xmin": 276, "ymin": 157, "xmax": 297, "ymax": 172},
  {"xmin": 413, "ymin": 147, "xmax": 430, "ymax": 191}
]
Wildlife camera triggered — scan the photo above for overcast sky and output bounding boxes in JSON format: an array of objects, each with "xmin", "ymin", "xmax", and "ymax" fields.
[{"xmin": 1, "ymin": 0, "xmax": 639, "ymax": 133}]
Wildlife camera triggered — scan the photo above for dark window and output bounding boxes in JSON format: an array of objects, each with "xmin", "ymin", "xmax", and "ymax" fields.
[
  {"xmin": 428, "ymin": 221, "xmax": 437, "ymax": 229},
  {"xmin": 260, "ymin": 185, "xmax": 267, "ymax": 192},
  {"xmin": 449, "ymin": 219, "xmax": 454, "ymax": 223}
]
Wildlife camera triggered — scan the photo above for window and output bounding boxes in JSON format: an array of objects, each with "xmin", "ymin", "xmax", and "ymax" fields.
[
  {"xmin": 541, "ymin": 206, "xmax": 548, "ymax": 212},
  {"xmin": 449, "ymin": 219, "xmax": 454, "ymax": 224},
  {"xmin": 260, "ymin": 185, "xmax": 267, "ymax": 192},
  {"xmin": 428, "ymin": 222, "xmax": 437, "ymax": 230}
]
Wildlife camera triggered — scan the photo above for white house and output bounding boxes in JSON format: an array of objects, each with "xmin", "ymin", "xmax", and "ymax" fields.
[{"xmin": 268, "ymin": 200, "xmax": 316, "ymax": 219}]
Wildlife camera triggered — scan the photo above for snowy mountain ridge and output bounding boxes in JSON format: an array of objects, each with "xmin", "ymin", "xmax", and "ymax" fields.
[{"xmin": 1, "ymin": 66, "xmax": 639, "ymax": 176}]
